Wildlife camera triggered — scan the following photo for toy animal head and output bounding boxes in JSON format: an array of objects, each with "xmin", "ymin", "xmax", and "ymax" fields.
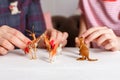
[
  {"xmin": 9, "ymin": 1, "xmax": 21, "ymax": 15},
  {"xmin": 26, "ymin": 29, "xmax": 36, "ymax": 40},
  {"xmin": 10, "ymin": 1, "xmax": 18, "ymax": 8},
  {"xmin": 75, "ymin": 37, "xmax": 84, "ymax": 47}
]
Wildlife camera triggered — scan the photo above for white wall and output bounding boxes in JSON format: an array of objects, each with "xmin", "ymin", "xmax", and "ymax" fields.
[{"xmin": 41, "ymin": 0, "xmax": 79, "ymax": 17}]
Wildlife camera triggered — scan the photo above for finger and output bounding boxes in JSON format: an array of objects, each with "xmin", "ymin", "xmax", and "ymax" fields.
[
  {"xmin": 110, "ymin": 48, "xmax": 118, "ymax": 51},
  {"xmin": 2, "ymin": 33, "xmax": 27, "ymax": 49},
  {"xmin": 7, "ymin": 27, "xmax": 30, "ymax": 44},
  {"xmin": 103, "ymin": 41, "xmax": 118, "ymax": 51},
  {"xmin": 55, "ymin": 31, "xmax": 63, "ymax": 44},
  {"xmin": 0, "ymin": 46, "xmax": 8, "ymax": 55},
  {"xmin": 96, "ymin": 34, "xmax": 111, "ymax": 46},
  {"xmin": 85, "ymin": 28, "xmax": 111, "ymax": 43},
  {"xmin": 81, "ymin": 27, "xmax": 107, "ymax": 38},
  {"xmin": 60, "ymin": 32, "xmax": 68, "ymax": 47},
  {"xmin": 49, "ymin": 29, "xmax": 57, "ymax": 41},
  {"xmin": 75, "ymin": 37, "xmax": 79, "ymax": 47},
  {"xmin": 0, "ymin": 38, "xmax": 15, "ymax": 51},
  {"xmin": 61, "ymin": 40, "xmax": 67, "ymax": 47},
  {"xmin": 104, "ymin": 40, "xmax": 114, "ymax": 50},
  {"xmin": 61, "ymin": 32, "xmax": 68, "ymax": 42}
]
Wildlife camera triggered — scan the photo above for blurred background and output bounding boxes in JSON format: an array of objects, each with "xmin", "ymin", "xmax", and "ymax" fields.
[
  {"xmin": 41, "ymin": 0, "xmax": 79, "ymax": 16},
  {"xmin": 41, "ymin": 0, "xmax": 80, "ymax": 47}
]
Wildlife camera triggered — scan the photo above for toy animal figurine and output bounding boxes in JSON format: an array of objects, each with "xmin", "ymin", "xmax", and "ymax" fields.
[
  {"xmin": 43, "ymin": 34, "xmax": 51, "ymax": 52},
  {"xmin": 43, "ymin": 35, "xmax": 62, "ymax": 62},
  {"xmin": 75, "ymin": 37, "xmax": 97, "ymax": 61},
  {"xmin": 9, "ymin": 1, "xmax": 21, "ymax": 15},
  {"xmin": 24, "ymin": 30, "xmax": 43, "ymax": 59},
  {"xmin": 24, "ymin": 29, "xmax": 63, "ymax": 61},
  {"xmin": 49, "ymin": 43, "xmax": 59, "ymax": 62}
]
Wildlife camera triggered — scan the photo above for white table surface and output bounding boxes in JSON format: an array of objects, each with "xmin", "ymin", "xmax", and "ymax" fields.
[{"xmin": 0, "ymin": 47, "xmax": 120, "ymax": 80}]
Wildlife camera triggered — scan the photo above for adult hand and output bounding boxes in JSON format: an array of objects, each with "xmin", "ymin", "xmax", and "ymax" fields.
[
  {"xmin": 0, "ymin": 25, "xmax": 30, "ymax": 55},
  {"xmin": 81, "ymin": 27, "xmax": 120, "ymax": 51},
  {"xmin": 46, "ymin": 28, "xmax": 68, "ymax": 47}
]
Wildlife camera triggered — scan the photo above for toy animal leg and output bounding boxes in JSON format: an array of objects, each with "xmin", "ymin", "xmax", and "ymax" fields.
[
  {"xmin": 77, "ymin": 56, "xmax": 86, "ymax": 61},
  {"xmin": 49, "ymin": 52, "xmax": 55, "ymax": 63},
  {"xmin": 28, "ymin": 50, "xmax": 34, "ymax": 60},
  {"xmin": 33, "ymin": 48, "xmax": 37, "ymax": 59},
  {"xmin": 49, "ymin": 55, "xmax": 54, "ymax": 63},
  {"xmin": 27, "ymin": 52, "xmax": 34, "ymax": 60},
  {"xmin": 29, "ymin": 48, "xmax": 36, "ymax": 60}
]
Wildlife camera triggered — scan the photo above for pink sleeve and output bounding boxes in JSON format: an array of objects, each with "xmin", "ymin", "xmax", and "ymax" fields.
[{"xmin": 78, "ymin": 0, "xmax": 83, "ymax": 14}]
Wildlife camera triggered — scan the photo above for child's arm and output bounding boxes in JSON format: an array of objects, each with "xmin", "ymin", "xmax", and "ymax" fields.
[
  {"xmin": 79, "ymin": 14, "xmax": 87, "ymax": 36},
  {"xmin": 78, "ymin": 14, "xmax": 91, "ymax": 48}
]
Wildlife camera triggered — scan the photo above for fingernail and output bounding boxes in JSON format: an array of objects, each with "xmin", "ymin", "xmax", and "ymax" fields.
[
  {"xmin": 50, "ymin": 40, "xmax": 54, "ymax": 45},
  {"xmin": 24, "ymin": 47, "xmax": 29, "ymax": 54},
  {"xmin": 50, "ymin": 40, "xmax": 55, "ymax": 49}
]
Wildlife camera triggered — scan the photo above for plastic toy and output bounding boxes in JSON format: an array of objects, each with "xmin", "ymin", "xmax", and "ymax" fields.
[
  {"xmin": 24, "ymin": 30, "xmax": 43, "ymax": 59},
  {"xmin": 75, "ymin": 37, "xmax": 97, "ymax": 61},
  {"xmin": 24, "ymin": 29, "xmax": 62, "ymax": 62}
]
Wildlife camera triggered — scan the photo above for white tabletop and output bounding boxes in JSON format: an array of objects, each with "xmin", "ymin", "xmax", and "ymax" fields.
[{"xmin": 0, "ymin": 47, "xmax": 120, "ymax": 80}]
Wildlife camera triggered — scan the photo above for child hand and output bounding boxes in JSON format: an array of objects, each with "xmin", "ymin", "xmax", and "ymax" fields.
[{"xmin": 81, "ymin": 27, "xmax": 120, "ymax": 51}]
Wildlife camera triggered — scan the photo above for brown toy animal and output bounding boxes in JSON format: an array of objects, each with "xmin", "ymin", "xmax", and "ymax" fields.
[{"xmin": 75, "ymin": 37, "xmax": 97, "ymax": 61}]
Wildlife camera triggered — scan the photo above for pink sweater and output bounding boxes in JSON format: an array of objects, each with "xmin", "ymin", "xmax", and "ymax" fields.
[{"xmin": 79, "ymin": 0, "xmax": 120, "ymax": 48}]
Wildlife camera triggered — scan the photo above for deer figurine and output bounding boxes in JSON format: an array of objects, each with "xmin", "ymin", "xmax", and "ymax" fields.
[
  {"xmin": 43, "ymin": 35, "xmax": 60, "ymax": 62},
  {"xmin": 24, "ymin": 29, "xmax": 43, "ymax": 59},
  {"xmin": 24, "ymin": 29, "xmax": 62, "ymax": 61}
]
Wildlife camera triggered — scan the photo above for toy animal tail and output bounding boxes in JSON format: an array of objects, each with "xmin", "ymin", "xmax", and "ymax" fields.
[{"xmin": 87, "ymin": 57, "xmax": 98, "ymax": 61}]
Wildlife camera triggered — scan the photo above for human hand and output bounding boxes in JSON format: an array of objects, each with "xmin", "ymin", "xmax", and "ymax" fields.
[
  {"xmin": 46, "ymin": 28, "xmax": 68, "ymax": 47},
  {"xmin": 81, "ymin": 27, "xmax": 120, "ymax": 51},
  {"xmin": 0, "ymin": 25, "xmax": 30, "ymax": 55}
]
